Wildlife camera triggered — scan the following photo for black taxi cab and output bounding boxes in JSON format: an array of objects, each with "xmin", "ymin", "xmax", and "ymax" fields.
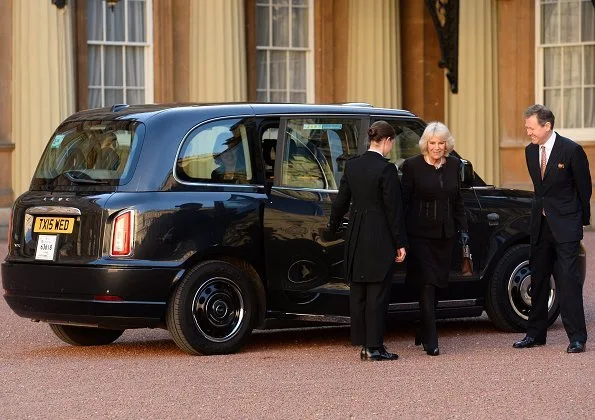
[{"xmin": 2, "ymin": 103, "xmax": 584, "ymax": 355}]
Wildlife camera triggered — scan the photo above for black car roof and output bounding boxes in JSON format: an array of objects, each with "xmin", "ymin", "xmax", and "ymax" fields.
[{"xmin": 62, "ymin": 102, "xmax": 419, "ymax": 124}]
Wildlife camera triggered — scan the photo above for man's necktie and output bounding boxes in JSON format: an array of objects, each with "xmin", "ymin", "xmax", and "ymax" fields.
[{"xmin": 540, "ymin": 145, "xmax": 546, "ymax": 179}]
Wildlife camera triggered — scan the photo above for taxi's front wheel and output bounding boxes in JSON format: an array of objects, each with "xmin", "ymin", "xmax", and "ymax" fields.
[
  {"xmin": 167, "ymin": 260, "xmax": 259, "ymax": 355},
  {"xmin": 485, "ymin": 244, "xmax": 559, "ymax": 332}
]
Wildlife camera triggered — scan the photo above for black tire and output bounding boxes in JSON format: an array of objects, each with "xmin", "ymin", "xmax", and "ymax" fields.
[
  {"xmin": 166, "ymin": 260, "xmax": 258, "ymax": 355},
  {"xmin": 485, "ymin": 244, "xmax": 560, "ymax": 331},
  {"xmin": 49, "ymin": 324, "xmax": 124, "ymax": 346}
]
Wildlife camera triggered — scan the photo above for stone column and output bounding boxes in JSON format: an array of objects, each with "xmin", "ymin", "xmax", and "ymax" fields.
[
  {"xmin": 346, "ymin": 0, "xmax": 401, "ymax": 108},
  {"xmin": 0, "ymin": 0, "xmax": 14, "ymax": 211},
  {"xmin": 188, "ymin": 0, "xmax": 247, "ymax": 102},
  {"xmin": 445, "ymin": 0, "xmax": 499, "ymax": 185},
  {"xmin": 12, "ymin": 1, "xmax": 75, "ymax": 197},
  {"xmin": 497, "ymin": 0, "xmax": 534, "ymax": 190},
  {"xmin": 399, "ymin": 0, "xmax": 445, "ymax": 123},
  {"xmin": 153, "ymin": 0, "xmax": 175, "ymax": 103}
]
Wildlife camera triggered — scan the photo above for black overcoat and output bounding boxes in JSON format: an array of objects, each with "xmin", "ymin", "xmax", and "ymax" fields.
[
  {"xmin": 400, "ymin": 154, "xmax": 468, "ymax": 239},
  {"xmin": 400, "ymin": 154, "xmax": 468, "ymax": 287},
  {"xmin": 329, "ymin": 151, "xmax": 407, "ymax": 283}
]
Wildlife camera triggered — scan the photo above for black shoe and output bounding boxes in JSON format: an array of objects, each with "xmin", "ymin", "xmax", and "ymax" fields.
[
  {"xmin": 426, "ymin": 347, "xmax": 440, "ymax": 356},
  {"xmin": 414, "ymin": 330, "xmax": 428, "ymax": 351},
  {"xmin": 360, "ymin": 347, "xmax": 381, "ymax": 361},
  {"xmin": 512, "ymin": 336, "xmax": 546, "ymax": 349},
  {"xmin": 567, "ymin": 341, "xmax": 586, "ymax": 353},
  {"xmin": 378, "ymin": 345, "xmax": 399, "ymax": 361},
  {"xmin": 361, "ymin": 346, "xmax": 398, "ymax": 361}
]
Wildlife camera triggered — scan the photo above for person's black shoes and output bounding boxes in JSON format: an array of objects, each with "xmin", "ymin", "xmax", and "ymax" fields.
[
  {"xmin": 426, "ymin": 347, "xmax": 440, "ymax": 356},
  {"xmin": 566, "ymin": 341, "xmax": 586, "ymax": 353},
  {"xmin": 513, "ymin": 336, "xmax": 546, "ymax": 348},
  {"xmin": 378, "ymin": 346, "xmax": 399, "ymax": 360},
  {"xmin": 360, "ymin": 346, "xmax": 379, "ymax": 361},
  {"xmin": 415, "ymin": 330, "xmax": 439, "ymax": 355},
  {"xmin": 360, "ymin": 346, "xmax": 399, "ymax": 361},
  {"xmin": 513, "ymin": 336, "xmax": 586, "ymax": 352},
  {"xmin": 414, "ymin": 330, "xmax": 428, "ymax": 351}
]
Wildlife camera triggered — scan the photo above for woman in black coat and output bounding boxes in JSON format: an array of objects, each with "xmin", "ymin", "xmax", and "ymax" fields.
[
  {"xmin": 328, "ymin": 121, "xmax": 407, "ymax": 362},
  {"xmin": 400, "ymin": 122, "xmax": 468, "ymax": 356}
]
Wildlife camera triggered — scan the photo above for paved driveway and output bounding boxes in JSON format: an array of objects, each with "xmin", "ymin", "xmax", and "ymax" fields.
[{"xmin": 0, "ymin": 236, "xmax": 593, "ymax": 419}]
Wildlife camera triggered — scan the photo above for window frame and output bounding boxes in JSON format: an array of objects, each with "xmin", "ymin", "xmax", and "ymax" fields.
[
  {"xmin": 83, "ymin": 0, "xmax": 154, "ymax": 109},
  {"xmin": 275, "ymin": 115, "xmax": 362, "ymax": 192},
  {"xmin": 174, "ymin": 117, "xmax": 258, "ymax": 187},
  {"xmin": 534, "ymin": 0, "xmax": 595, "ymax": 141},
  {"xmin": 253, "ymin": 0, "xmax": 315, "ymax": 103},
  {"xmin": 371, "ymin": 117, "xmax": 426, "ymax": 169}
]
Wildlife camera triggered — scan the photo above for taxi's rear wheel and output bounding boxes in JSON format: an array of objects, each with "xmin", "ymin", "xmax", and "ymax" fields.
[
  {"xmin": 166, "ymin": 260, "xmax": 258, "ymax": 355},
  {"xmin": 49, "ymin": 324, "xmax": 124, "ymax": 346}
]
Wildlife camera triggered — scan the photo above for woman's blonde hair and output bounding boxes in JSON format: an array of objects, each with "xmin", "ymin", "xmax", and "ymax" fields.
[{"xmin": 419, "ymin": 121, "xmax": 455, "ymax": 156}]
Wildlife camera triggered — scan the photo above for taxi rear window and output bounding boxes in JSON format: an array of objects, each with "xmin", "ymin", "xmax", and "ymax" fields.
[{"xmin": 31, "ymin": 120, "xmax": 144, "ymax": 190}]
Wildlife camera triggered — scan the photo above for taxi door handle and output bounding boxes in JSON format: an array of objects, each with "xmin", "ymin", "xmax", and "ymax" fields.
[{"xmin": 487, "ymin": 212, "xmax": 499, "ymax": 226}]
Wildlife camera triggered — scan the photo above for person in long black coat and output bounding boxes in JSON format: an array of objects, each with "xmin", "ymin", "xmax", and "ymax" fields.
[
  {"xmin": 513, "ymin": 104, "xmax": 591, "ymax": 353},
  {"xmin": 328, "ymin": 120, "xmax": 407, "ymax": 362},
  {"xmin": 400, "ymin": 121, "xmax": 468, "ymax": 356}
]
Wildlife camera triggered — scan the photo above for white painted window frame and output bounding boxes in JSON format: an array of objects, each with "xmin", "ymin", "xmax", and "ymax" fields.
[
  {"xmin": 87, "ymin": 0, "xmax": 154, "ymax": 107},
  {"xmin": 255, "ymin": 0, "xmax": 315, "ymax": 103},
  {"xmin": 534, "ymin": 0, "xmax": 595, "ymax": 141}
]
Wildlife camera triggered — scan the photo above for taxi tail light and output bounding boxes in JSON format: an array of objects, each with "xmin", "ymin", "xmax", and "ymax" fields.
[{"xmin": 111, "ymin": 211, "xmax": 133, "ymax": 256}]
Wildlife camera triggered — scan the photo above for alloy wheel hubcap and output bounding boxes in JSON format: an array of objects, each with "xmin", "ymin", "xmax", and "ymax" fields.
[
  {"xmin": 507, "ymin": 260, "xmax": 555, "ymax": 320},
  {"xmin": 192, "ymin": 277, "xmax": 244, "ymax": 342}
]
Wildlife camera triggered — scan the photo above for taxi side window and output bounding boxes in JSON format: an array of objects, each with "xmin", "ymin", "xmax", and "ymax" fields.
[
  {"xmin": 176, "ymin": 118, "xmax": 253, "ymax": 184},
  {"xmin": 377, "ymin": 119, "xmax": 425, "ymax": 168},
  {"xmin": 280, "ymin": 118, "xmax": 359, "ymax": 190}
]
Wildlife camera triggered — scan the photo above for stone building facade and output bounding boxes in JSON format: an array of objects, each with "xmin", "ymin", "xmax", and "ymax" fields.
[{"xmin": 0, "ymin": 0, "xmax": 593, "ymax": 235}]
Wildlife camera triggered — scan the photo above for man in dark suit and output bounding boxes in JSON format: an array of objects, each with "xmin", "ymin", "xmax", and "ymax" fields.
[
  {"xmin": 513, "ymin": 104, "xmax": 591, "ymax": 353},
  {"xmin": 328, "ymin": 120, "xmax": 407, "ymax": 361}
]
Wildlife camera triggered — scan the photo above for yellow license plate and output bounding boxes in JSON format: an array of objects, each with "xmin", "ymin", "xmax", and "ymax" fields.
[{"xmin": 33, "ymin": 217, "xmax": 75, "ymax": 234}]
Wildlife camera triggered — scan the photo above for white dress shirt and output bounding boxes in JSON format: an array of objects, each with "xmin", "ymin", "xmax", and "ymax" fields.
[{"xmin": 540, "ymin": 131, "xmax": 557, "ymax": 168}]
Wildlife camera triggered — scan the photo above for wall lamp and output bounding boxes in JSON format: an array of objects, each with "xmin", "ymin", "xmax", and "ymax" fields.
[
  {"xmin": 105, "ymin": 0, "xmax": 121, "ymax": 11},
  {"xmin": 51, "ymin": 0, "xmax": 66, "ymax": 8}
]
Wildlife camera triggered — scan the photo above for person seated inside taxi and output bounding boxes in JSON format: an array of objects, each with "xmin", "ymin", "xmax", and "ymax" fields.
[
  {"xmin": 211, "ymin": 132, "xmax": 247, "ymax": 184},
  {"xmin": 97, "ymin": 132, "xmax": 120, "ymax": 170}
]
